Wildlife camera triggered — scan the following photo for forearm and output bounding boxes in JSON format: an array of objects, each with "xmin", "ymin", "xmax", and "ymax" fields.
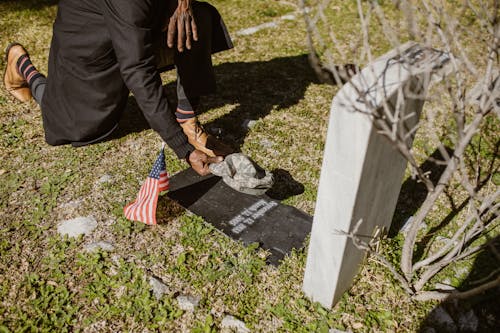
[{"xmin": 102, "ymin": 0, "xmax": 192, "ymax": 158}]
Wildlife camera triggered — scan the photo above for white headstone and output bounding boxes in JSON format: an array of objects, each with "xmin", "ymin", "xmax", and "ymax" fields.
[{"xmin": 303, "ymin": 42, "xmax": 450, "ymax": 308}]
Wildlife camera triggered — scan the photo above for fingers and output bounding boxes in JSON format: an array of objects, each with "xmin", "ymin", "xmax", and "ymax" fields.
[
  {"xmin": 185, "ymin": 17, "xmax": 192, "ymax": 50},
  {"xmin": 191, "ymin": 158, "xmax": 211, "ymax": 176},
  {"xmin": 190, "ymin": 13, "xmax": 198, "ymax": 42},
  {"xmin": 188, "ymin": 150, "xmax": 222, "ymax": 176},
  {"xmin": 198, "ymin": 164, "xmax": 211, "ymax": 176},
  {"xmin": 207, "ymin": 156, "xmax": 223, "ymax": 164},
  {"xmin": 167, "ymin": 15, "xmax": 176, "ymax": 48},
  {"xmin": 177, "ymin": 14, "xmax": 184, "ymax": 52},
  {"xmin": 166, "ymin": 9, "xmax": 197, "ymax": 52}
]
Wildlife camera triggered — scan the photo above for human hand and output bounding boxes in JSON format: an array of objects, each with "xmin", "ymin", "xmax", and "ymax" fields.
[
  {"xmin": 165, "ymin": 0, "xmax": 198, "ymax": 52},
  {"xmin": 187, "ymin": 149, "xmax": 223, "ymax": 176}
]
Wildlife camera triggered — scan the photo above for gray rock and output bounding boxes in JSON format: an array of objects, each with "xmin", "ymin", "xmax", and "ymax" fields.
[
  {"xmin": 59, "ymin": 199, "xmax": 83, "ymax": 209},
  {"xmin": 57, "ymin": 216, "xmax": 97, "ymax": 238},
  {"xmin": 221, "ymin": 315, "xmax": 250, "ymax": 333},
  {"xmin": 85, "ymin": 241, "xmax": 115, "ymax": 252},
  {"xmin": 176, "ymin": 295, "xmax": 201, "ymax": 312},
  {"xmin": 242, "ymin": 119, "xmax": 257, "ymax": 129},
  {"xmin": 97, "ymin": 174, "xmax": 112, "ymax": 184},
  {"xmin": 149, "ymin": 277, "xmax": 169, "ymax": 300},
  {"xmin": 457, "ymin": 309, "xmax": 478, "ymax": 332},
  {"xmin": 259, "ymin": 139, "xmax": 275, "ymax": 149}
]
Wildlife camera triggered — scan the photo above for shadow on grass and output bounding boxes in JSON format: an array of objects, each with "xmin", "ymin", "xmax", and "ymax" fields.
[
  {"xmin": 266, "ymin": 168, "xmax": 305, "ymax": 201},
  {"xmin": 389, "ymin": 148, "xmax": 452, "ymax": 237},
  {"xmin": 168, "ymin": 54, "xmax": 319, "ymax": 150},
  {"xmin": 156, "ymin": 195, "xmax": 186, "ymax": 224},
  {"xmin": 390, "ymin": 146, "xmax": 498, "ymax": 268},
  {"xmin": 114, "ymin": 54, "xmax": 318, "ymax": 149},
  {"xmin": 419, "ymin": 236, "xmax": 500, "ymax": 332}
]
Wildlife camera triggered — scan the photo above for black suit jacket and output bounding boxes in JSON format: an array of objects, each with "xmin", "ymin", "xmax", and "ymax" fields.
[{"xmin": 42, "ymin": 0, "xmax": 194, "ymax": 157}]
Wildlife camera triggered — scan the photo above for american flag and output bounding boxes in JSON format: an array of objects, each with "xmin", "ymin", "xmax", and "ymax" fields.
[{"xmin": 124, "ymin": 146, "xmax": 170, "ymax": 225}]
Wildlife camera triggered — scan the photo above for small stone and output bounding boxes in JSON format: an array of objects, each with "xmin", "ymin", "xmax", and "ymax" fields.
[
  {"xmin": 457, "ymin": 309, "xmax": 478, "ymax": 332},
  {"xmin": 351, "ymin": 323, "xmax": 363, "ymax": 330},
  {"xmin": 260, "ymin": 139, "xmax": 275, "ymax": 149},
  {"xmin": 97, "ymin": 174, "xmax": 112, "ymax": 184},
  {"xmin": 149, "ymin": 277, "xmax": 169, "ymax": 300},
  {"xmin": 60, "ymin": 199, "xmax": 83, "ymax": 209},
  {"xmin": 221, "ymin": 315, "xmax": 250, "ymax": 333},
  {"xmin": 0, "ymin": 169, "xmax": 6, "ymax": 176},
  {"xmin": 242, "ymin": 119, "xmax": 257, "ymax": 129},
  {"xmin": 57, "ymin": 216, "xmax": 97, "ymax": 238},
  {"xmin": 176, "ymin": 295, "xmax": 201, "ymax": 312},
  {"xmin": 85, "ymin": 241, "xmax": 114, "ymax": 252}
]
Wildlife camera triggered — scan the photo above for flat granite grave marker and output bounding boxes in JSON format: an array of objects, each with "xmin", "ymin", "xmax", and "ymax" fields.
[
  {"xmin": 303, "ymin": 42, "xmax": 450, "ymax": 308},
  {"xmin": 167, "ymin": 168, "xmax": 312, "ymax": 264}
]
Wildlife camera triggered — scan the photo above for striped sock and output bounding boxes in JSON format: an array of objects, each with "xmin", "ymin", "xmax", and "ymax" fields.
[
  {"xmin": 175, "ymin": 96, "xmax": 199, "ymax": 123},
  {"xmin": 175, "ymin": 108, "xmax": 196, "ymax": 123},
  {"xmin": 16, "ymin": 54, "xmax": 43, "ymax": 86}
]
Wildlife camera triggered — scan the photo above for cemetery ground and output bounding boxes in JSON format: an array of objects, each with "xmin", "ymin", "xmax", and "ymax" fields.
[{"xmin": 0, "ymin": 0, "xmax": 498, "ymax": 332}]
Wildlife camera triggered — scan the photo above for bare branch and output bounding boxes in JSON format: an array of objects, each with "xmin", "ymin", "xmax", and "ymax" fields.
[
  {"xmin": 412, "ymin": 189, "xmax": 500, "ymax": 271},
  {"xmin": 335, "ymin": 219, "xmax": 414, "ymax": 295},
  {"xmin": 305, "ymin": 0, "xmax": 498, "ymax": 299},
  {"xmin": 413, "ymin": 275, "xmax": 500, "ymax": 302},
  {"xmin": 401, "ymin": 110, "xmax": 487, "ymax": 279}
]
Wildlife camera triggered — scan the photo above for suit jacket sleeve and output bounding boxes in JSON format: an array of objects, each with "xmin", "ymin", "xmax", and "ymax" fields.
[{"xmin": 101, "ymin": 0, "xmax": 192, "ymax": 158}]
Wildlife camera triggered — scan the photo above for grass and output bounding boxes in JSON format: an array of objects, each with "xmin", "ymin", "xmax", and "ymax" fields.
[{"xmin": 1, "ymin": 0, "xmax": 498, "ymax": 332}]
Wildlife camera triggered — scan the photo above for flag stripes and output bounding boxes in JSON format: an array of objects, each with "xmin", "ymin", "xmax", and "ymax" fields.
[{"xmin": 123, "ymin": 147, "xmax": 170, "ymax": 225}]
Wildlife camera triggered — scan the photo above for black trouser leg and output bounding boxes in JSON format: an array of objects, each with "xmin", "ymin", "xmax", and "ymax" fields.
[
  {"xmin": 174, "ymin": 1, "xmax": 217, "ymax": 102},
  {"xmin": 31, "ymin": 76, "xmax": 46, "ymax": 105}
]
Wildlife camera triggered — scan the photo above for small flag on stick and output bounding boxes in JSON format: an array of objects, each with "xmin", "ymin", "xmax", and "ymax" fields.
[{"xmin": 124, "ymin": 145, "xmax": 170, "ymax": 225}]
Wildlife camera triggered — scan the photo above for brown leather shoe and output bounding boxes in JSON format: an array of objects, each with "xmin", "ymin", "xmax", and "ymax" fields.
[
  {"xmin": 179, "ymin": 118, "xmax": 233, "ymax": 157},
  {"xmin": 4, "ymin": 43, "xmax": 32, "ymax": 102}
]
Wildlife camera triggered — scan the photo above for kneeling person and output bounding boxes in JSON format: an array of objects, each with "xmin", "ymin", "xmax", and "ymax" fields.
[{"xmin": 4, "ymin": 0, "xmax": 232, "ymax": 175}]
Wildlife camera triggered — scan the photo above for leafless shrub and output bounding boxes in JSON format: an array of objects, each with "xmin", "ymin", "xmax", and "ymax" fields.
[{"xmin": 302, "ymin": 0, "xmax": 499, "ymax": 300}]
